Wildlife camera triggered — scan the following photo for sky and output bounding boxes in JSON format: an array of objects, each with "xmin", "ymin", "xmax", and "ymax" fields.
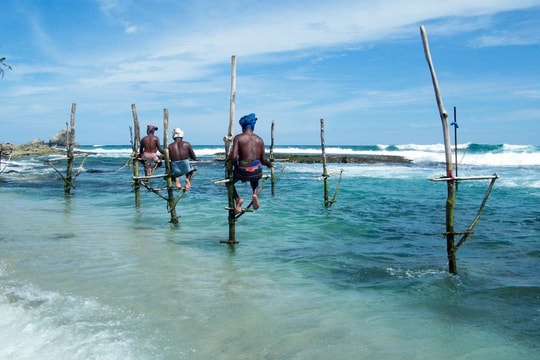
[{"xmin": 1, "ymin": 0, "xmax": 539, "ymax": 146}]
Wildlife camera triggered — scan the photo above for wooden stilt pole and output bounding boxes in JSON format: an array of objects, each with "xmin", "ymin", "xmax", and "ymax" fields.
[
  {"xmin": 64, "ymin": 103, "xmax": 76, "ymax": 195},
  {"xmin": 44, "ymin": 104, "xmax": 86, "ymax": 191},
  {"xmin": 163, "ymin": 109, "xmax": 179, "ymax": 225},
  {"xmin": 455, "ymin": 174, "xmax": 498, "ymax": 249},
  {"xmin": 129, "ymin": 106, "xmax": 188, "ymax": 223},
  {"xmin": 452, "ymin": 106, "xmax": 459, "ymax": 191},
  {"xmin": 270, "ymin": 120, "xmax": 276, "ymax": 196},
  {"xmin": 320, "ymin": 118, "xmax": 331, "ymax": 207},
  {"xmin": 222, "ymin": 55, "xmax": 238, "ymax": 245},
  {"xmin": 131, "ymin": 104, "xmax": 141, "ymax": 207},
  {"xmin": 420, "ymin": 24, "xmax": 457, "ymax": 273}
]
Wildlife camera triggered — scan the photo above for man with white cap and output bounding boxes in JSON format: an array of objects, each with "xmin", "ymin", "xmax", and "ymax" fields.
[{"xmin": 168, "ymin": 128, "xmax": 197, "ymax": 190}]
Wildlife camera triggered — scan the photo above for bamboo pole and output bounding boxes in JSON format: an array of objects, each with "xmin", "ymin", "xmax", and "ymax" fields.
[
  {"xmin": 131, "ymin": 104, "xmax": 141, "ymax": 207},
  {"xmin": 163, "ymin": 109, "xmax": 179, "ymax": 224},
  {"xmin": 455, "ymin": 174, "xmax": 498, "ymax": 249},
  {"xmin": 320, "ymin": 118, "xmax": 331, "ymax": 207},
  {"xmin": 453, "ymin": 106, "xmax": 459, "ymax": 180},
  {"xmin": 430, "ymin": 175, "xmax": 498, "ymax": 182},
  {"xmin": 270, "ymin": 120, "xmax": 276, "ymax": 196},
  {"xmin": 64, "ymin": 103, "xmax": 76, "ymax": 194},
  {"xmin": 329, "ymin": 169, "xmax": 344, "ymax": 205},
  {"xmin": 129, "ymin": 107, "xmax": 187, "ymax": 223},
  {"xmin": 222, "ymin": 55, "xmax": 238, "ymax": 245},
  {"xmin": 420, "ymin": 25, "xmax": 457, "ymax": 273}
]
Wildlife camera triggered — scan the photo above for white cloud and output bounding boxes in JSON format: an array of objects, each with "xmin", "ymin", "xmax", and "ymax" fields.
[
  {"xmin": 124, "ymin": 25, "xmax": 138, "ymax": 34},
  {"xmin": 3, "ymin": 0, "xmax": 540, "ymax": 144},
  {"xmin": 473, "ymin": 32, "xmax": 540, "ymax": 47}
]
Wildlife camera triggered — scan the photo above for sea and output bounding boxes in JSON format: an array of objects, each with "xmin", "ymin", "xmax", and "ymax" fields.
[{"xmin": 0, "ymin": 143, "xmax": 538, "ymax": 360}]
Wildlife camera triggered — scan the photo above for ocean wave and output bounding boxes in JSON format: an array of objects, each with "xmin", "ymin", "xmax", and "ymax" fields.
[{"xmin": 49, "ymin": 143, "xmax": 540, "ymax": 167}]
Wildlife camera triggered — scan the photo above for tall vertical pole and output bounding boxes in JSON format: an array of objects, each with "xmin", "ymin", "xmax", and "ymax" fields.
[
  {"xmin": 270, "ymin": 121, "xmax": 276, "ymax": 196},
  {"xmin": 131, "ymin": 104, "xmax": 141, "ymax": 207},
  {"xmin": 163, "ymin": 109, "xmax": 178, "ymax": 224},
  {"xmin": 65, "ymin": 103, "xmax": 76, "ymax": 194},
  {"xmin": 223, "ymin": 55, "xmax": 238, "ymax": 244},
  {"xmin": 452, "ymin": 106, "xmax": 459, "ymax": 190},
  {"xmin": 320, "ymin": 118, "xmax": 330, "ymax": 207},
  {"xmin": 420, "ymin": 25, "xmax": 457, "ymax": 274}
]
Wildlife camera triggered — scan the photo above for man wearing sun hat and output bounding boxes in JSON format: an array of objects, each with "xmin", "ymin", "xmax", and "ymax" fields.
[
  {"xmin": 138, "ymin": 124, "xmax": 164, "ymax": 176},
  {"xmin": 168, "ymin": 127, "xmax": 197, "ymax": 190}
]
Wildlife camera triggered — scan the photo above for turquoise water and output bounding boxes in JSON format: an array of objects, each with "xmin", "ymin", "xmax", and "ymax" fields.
[{"xmin": 0, "ymin": 144, "xmax": 539, "ymax": 359}]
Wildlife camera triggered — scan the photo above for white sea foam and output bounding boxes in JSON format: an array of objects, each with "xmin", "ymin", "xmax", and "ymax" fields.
[
  {"xmin": 273, "ymin": 143, "xmax": 540, "ymax": 166},
  {"xmin": 4, "ymin": 143, "xmax": 538, "ymax": 178},
  {"xmin": 0, "ymin": 273, "xmax": 151, "ymax": 359}
]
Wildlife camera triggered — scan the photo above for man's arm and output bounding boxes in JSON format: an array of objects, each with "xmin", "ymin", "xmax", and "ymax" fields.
[
  {"xmin": 139, "ymin": 138, "xmax": 145, "ymax": 155},
  {"xmin": 229, "ymin": 136, "xmax": 239, "ymax": 165},
  {"xmin": 188, "ymin": 144, "xmax": 197, "ymax": 161},
  {"xmin": 258, "ymin": 138, "xmax": 272, "ymax": 168},
  {"xmin": 154, "ymin": 138, "xmax": 164, "ymax": 154}
]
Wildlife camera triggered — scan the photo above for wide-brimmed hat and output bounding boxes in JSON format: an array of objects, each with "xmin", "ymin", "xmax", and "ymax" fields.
[{"xmin": 172, "ymin": 128, "xmax": 184, "ymax": 138}]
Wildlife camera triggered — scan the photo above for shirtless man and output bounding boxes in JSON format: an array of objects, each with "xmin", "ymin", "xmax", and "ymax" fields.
[
  {"xmin": 230, "ymin": 113, "xmax": 272, "ymax": 214},
  {"xmin": 139, "ymin": 125, "xmax": 164, "ymax": 176},
  {"xmin": 168, "ymin": 128, "xmax": 197, "ymax": 190}
]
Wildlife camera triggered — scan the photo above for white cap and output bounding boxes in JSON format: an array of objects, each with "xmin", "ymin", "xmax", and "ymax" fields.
[{"xmin": 172, "ymin": 128, "xmax": 184, "ymax": 138}]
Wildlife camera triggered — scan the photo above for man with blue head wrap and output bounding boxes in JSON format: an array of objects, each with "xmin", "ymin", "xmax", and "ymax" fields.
[
  {"xmin": 230, "ymin": 113, "xmax": 273, "ymax": 214},
  {"xmin": 239, "ymin": 113, "xmax": 257, "ymax": 131}
]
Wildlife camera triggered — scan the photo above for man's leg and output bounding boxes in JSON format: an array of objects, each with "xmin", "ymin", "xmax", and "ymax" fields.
[
  {"xmin": 185, "ymin": 170, "xmax": 194, "ymax": 190},
  {"xmin": 250, "ymin": 179, "xmax": 260, "ymax": 210},
  {"xmin": 233, "ymin": 183, "xmax": 243, "ymax": 214}
]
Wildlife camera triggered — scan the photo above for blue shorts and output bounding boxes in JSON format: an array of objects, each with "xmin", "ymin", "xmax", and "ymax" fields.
[{"xmin": 171, "ymin": 159, "xmax": 194, "ymax": 179}]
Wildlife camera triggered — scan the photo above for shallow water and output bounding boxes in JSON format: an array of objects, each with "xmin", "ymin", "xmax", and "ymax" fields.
[{"xmin": 0, "ymin": 144, "xmax": 539, "ymax": 359}]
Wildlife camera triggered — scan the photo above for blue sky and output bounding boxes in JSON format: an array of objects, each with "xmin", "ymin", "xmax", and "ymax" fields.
[{"xmin": 1, "ymin": 0, "xmax": 539, "ymax": 145}]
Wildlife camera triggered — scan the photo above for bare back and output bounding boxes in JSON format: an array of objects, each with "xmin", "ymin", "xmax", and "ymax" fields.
[
  {"xmin": 231, "ymin": 130, "xmax": 271, "ymax": 167},
  {"xmin": 169, "ymin": 139, "xmax": 196, "ymax": 162},
  {"xmin": 140, "ymin": 134, "xmax": 162, "ymax": 154}
]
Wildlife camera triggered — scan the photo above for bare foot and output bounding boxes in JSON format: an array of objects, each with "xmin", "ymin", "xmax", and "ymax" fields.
[
  {"xmin": 252, "ymin": 194, "xmax": 260, "ymax": 210},
  {"xmin": 175, "ymin": 179, "xmax": 182, "ymax": 189},
  {"xmin": 185, "ymin": 178, "xmax": 191, "ymax": 191},
  {"xmin": 235, "ymin": 198, "xmax": 244, "ymax": 214}
]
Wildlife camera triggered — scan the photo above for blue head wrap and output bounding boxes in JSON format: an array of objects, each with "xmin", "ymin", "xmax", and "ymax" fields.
[{"xmin": 239, "ymin": 113, "xmax": 257, "ymax": 130}]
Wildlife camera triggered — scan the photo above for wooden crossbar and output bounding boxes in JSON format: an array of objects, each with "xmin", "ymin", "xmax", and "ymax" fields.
[
  {"xmin": 319, "ymin": 169, "xmax": 343, "ymax": 179},
  {"xmin": 442, "ymin": 230, "xmax": 473, "ymax": 236},
  {"xmin": 430, "ymin": 174, "xmax": 499, "ymax": 182},
  {"xmin": 213, "ymin": 174, "xmax": 271, "ymax": 185},
  {"xmin": 44, "ymin": 154, "xmax": 88, "ymax": 163},
  {"xmin": 132, "ymin": 173, "xmax": 168, "ymax": 180}
]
